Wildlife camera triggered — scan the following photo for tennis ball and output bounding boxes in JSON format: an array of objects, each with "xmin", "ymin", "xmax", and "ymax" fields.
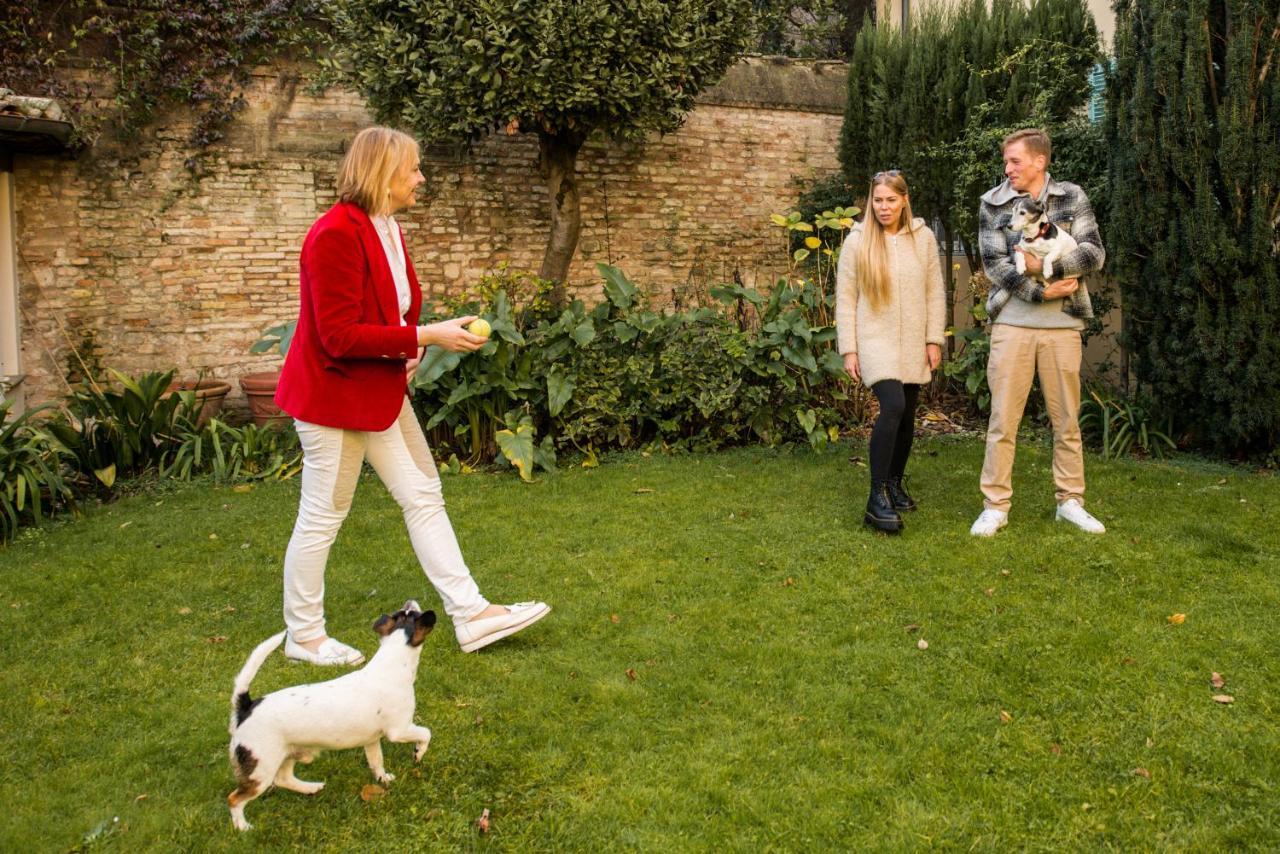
[{"xmin": 467, "ymin": 318, "xmax": 491, "ymax": 339}]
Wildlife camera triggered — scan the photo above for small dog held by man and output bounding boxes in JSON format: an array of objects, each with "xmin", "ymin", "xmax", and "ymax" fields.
[
  {"xmin": 226, "ymin": 601, "xmax": 437, "ymax": 831},
  {"xmin": 1007, "ymin": 196, "xmax": 1078, "ymax": 280}
]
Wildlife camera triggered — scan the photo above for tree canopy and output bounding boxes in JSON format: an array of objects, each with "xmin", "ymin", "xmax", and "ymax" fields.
[{"xmin": 322, "ymin": 0, "xmax": 755, "ymax": 297}]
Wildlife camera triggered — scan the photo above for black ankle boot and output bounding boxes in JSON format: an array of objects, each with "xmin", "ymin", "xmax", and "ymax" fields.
[
  {"xmin": 864, "ymin": 480, "xmax": 904, "ymax": 533},
  {"xmin": 888, "ymin": 475, "xmax": 917, "ymax": 512}
]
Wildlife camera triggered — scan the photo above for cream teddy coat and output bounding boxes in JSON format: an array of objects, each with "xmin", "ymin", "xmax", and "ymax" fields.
[{"xmin": 835, "ymin": 217, "xmax": 947, "ymax": 387}]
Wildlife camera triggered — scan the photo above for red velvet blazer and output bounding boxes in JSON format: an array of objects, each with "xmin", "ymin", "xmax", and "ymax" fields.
[{"xmin": 275, "ymin": 202, "xmax": 423, "ymax": 431}]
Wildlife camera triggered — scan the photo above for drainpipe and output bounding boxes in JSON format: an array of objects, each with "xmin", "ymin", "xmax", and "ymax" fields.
[{"xmin": 0, "ymin": 147, "xmax": 22, "ymax": 412}]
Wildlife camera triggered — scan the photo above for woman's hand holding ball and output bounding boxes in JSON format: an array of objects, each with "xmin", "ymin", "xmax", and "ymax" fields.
[{"xmin": 417, "ymin": 316, "xmax": 489, "ymax": 352}]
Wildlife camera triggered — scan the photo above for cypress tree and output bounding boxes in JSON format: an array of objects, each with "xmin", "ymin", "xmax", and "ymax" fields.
[{"xmin": 1106, "ymin": 0, "xmax": 1280, "ymax": 454}]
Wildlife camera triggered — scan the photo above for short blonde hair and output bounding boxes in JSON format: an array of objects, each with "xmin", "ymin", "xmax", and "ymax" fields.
[
  {"xmin": 1002, "ymin": 128, "xmax": 1052, "ymax": 163},
  {"xmin": 335, "ymin": 126, "xmax": 420, "ymax": 217}
]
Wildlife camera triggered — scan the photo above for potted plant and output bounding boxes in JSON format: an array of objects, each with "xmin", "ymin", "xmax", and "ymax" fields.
[
  {"xmin": 166, "ymin": 376, "xmax": 233, "ymax": 427},
  {"xmin": 241, "ymin": 320, "xmax": 295, "ymax": 427}
]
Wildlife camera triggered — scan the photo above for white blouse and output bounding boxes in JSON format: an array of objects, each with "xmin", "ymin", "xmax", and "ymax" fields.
[{"xmin": 371, "ymin": 214, "xmax": 411, "ymax": 325}]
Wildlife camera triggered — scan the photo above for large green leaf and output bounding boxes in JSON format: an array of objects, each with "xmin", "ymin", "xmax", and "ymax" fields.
[
  {"xmin": 414, "ymin": 346, "xmax": 463, "ymax": 385},
  {"xmin": 547, "ymin": 369, "xmax": 575, "ymax": 417},
  {"xmin": 597, "ymin": 263, "xmax": 638, "ymax": 310},
  {"xmin": 570, "ymin": 319, "xmax": 596, "ymax": 347},
  {"xmin": 495, "ymin": 424, "xmax": 536, "ymax": 482}
]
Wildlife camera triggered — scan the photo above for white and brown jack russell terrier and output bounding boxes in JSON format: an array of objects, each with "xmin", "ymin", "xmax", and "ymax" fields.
[
  {"xmin": 1008, "ymin": 196, "xmax": 1078, "ymax": 281},
  {"xmin": 227, "ymin": 601, "xmax": 436, "ymax": 831}
]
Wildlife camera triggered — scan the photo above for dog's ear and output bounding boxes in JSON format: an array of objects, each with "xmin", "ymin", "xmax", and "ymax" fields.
[
  {"xmin": 409, "ymin": 610, "xmax": 437, "ymax": 647},
  {"xmin": 373, "ymin": 614, "xmax": 395, "ymax": 636}
]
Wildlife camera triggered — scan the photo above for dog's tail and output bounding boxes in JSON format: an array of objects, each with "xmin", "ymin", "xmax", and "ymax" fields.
[{"xmin": 229, "ymin": 631, "xmax": 286, "ymax": 734}]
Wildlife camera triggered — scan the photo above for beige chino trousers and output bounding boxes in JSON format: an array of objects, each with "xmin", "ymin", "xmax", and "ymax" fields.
[
  {"xmin": 283, "ymin": 398, "xmax": 488, "ymax": 643},
  {"xmin": 980, "ymin": 324, "xmax": 1086, "ymax": 512}
]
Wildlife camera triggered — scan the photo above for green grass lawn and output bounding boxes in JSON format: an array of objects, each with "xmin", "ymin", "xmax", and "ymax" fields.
[{"xmin": 2, "ymin": 435, "xmax": 1278, "ymax": 851}]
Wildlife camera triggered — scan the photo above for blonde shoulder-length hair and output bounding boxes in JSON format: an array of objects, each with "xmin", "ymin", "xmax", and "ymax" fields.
[
  {"xmin": 856, "ymin": 171, "xmax": 916, "ymax": 311},
  {"xmin": 335, "ymin": 126, "xmax": 420, "ymax": 218}
]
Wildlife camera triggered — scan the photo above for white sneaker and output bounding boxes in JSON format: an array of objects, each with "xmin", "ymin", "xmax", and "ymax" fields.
[
  {"xmin": 455, "ymin": 601, "xmax": 551, "ymax": 653},
  {"xmin": 970, "ymin": 509, "xmax": 1009, "ymax": 537},
  {"xmin": 284, "ymin": 636, "xmax": 365, "ymax": 666},
  {"xmin": 1056, "ymin": 499, "xmax": 1105, "ymax": 534}
]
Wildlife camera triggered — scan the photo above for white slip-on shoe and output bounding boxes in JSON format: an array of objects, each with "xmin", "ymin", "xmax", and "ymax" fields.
[
  {"xmin": 284, "ymin": 636, "xmax": 365, "ymax": 666},
  {"xmin": 455, "ymin": 601, "xmax": 551, "ymax": 653},
  {"xmin": 1056, "ymin": 499, "xmax": 1105, "ymax": 534},
  {"xmin": 970, "ymin": 508, "xmax": 1009, "ymax": 537}
]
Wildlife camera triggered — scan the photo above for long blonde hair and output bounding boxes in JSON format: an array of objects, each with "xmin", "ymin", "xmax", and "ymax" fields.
[
  {"xmin": 856, "ymin": 171, "xmax": 916, "ymax": 310},
  {"xmin": 335, "ymin": 126, "xmax": 420, "ymax": 217}
]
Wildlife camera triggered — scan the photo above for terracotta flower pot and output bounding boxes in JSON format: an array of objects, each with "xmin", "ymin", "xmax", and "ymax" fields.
[
  {"xmin": 239, "ymin": 370, "xmax": 288, "ymax": 427},
  {"xmin": 167, "ymin": 378, "xmax": 233, "ymax": 428}
]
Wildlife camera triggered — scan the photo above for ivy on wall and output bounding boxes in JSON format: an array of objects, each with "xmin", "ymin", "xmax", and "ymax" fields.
[{"xmin": 0, "ymin": 0, "xmax": 321, "ymax": 157}]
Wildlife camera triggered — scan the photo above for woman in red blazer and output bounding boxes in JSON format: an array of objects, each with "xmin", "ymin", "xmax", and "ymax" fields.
[{"xmin": 276, "ymin": 127, "xmax": 549, "ymax": 664}]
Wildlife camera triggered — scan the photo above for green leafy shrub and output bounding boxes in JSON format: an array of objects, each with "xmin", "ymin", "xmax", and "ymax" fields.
[
  {"xmin": 163, "ymin": 420, "xmax": 303, "ymax": 483},
  {"xmin": 1078, "ymin": 387, "xmax": 1175, "ymax": 460},
  {"xmin": 47, "ymin": 370, "xmax": 199, "ymax": 490},
  {"xmin": 0, "ymin": 401, "xmax": 77, "ymax": 543},
  {"xmin": 412, "ymin": 256, "xmax": 863, "ymax": 475}
]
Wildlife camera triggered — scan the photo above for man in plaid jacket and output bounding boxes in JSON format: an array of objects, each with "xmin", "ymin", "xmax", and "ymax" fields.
[{"xmin": 970, "ymin": 128, "xmax": 1107, "ymax": 537}]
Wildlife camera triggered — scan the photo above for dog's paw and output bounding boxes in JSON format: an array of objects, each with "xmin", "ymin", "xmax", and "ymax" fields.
[
  {"xmin": 376, "ymin": 771, "xmax": 396, "ymax": 784},
  {"xmin": 300, "ymin": 781, "xmax": 325, "ymax": 795},
  {"xmin": 414, "ymin": 738, "xmax": 431, "ymax": 763},
  {"xmin": 1014, "ymin": 255, "xmax": 1027, "ymax": 274},
  {"xmin": 1043, "ymin": 261, "xmax": 1054, "ymax": 279}
]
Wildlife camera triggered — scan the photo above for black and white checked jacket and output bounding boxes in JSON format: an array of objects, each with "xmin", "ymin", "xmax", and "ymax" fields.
[{"xmin": 979, "ymin": 176, "xmax": 1105, "ymax": 322}]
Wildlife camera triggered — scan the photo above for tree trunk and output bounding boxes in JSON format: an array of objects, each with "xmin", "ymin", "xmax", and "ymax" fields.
[{"xmin": 537, "ymin": 129, "xmax": 587, "ymax": 306}]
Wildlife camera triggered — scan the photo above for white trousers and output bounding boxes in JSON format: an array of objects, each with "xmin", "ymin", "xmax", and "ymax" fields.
[{"xmin": 283, "ymin": 398, "xmax": 488, "ymax": 642}]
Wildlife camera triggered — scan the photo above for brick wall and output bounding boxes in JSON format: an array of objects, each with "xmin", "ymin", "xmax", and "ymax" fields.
[{"xmin": 13, "ymin": 58, "xmax": 848, "ymax": 409}]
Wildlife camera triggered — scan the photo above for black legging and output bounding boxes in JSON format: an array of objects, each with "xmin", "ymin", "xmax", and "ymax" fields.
[{"xmin": 869, "ymin": 380, "xmax": 920, "ymax": 482}]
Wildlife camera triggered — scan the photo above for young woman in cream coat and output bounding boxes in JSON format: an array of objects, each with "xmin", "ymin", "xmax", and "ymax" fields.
[{"xmin": 835, "ymin": 171, "xmax": 947, "ymax": 533}]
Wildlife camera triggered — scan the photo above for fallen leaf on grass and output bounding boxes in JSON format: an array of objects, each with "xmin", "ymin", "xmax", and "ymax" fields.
[
  {"xmin": 1211, "ymin": 672, "xmax": 1225, "ymax": 689},
  {"xmin": 1121, "ymin": 657, "xmax": 1138, "ymax": 665},
  {"xmin": 476, "ymin": 808, "xmax": 491, "ymax": 833},
  {"xmin": 609, "ymin": 613, "xmax": 620, "ymax": 624},
  {"xmin": 207, "ymin": 636, "xmax": 227, "ymax": 644},
  {"xmin": 983, "ymin": 588, "xmax": 995, "ymax": 597},
  {"xmin": 1133, "ymin": 767, "xmax": 1151, "ymax": 779},
  {"xmin": 916, "ymin": 639, "xmax": 929, "ymax": 650},
  {"xmin": 633, "ymin": 488, "xmax": 654, "ymax": 494},
  {"xmin": 231, "ymin": 484, "xmax": 253, "ymax": 494},
  {"xmin": 999, "ymin": 710, "xmax": 1013, "ymax": 724},
  {"xmin": 177, "ymin": 607, "xmax": 192, "ymax": 616},
  {"xmin": 904, "ymin": 623, "xmax": 920, "ymax": 633},
  {"xmin": 360, "ymin": 784, "xmax": 386, "ymax": 802},
  {"xmin": 1000, "ymin": 569, "xmax": 1011, "ymax": 577},
  {"xmin": 1050, "ymin": 743, "xmax": 1062, "ymax": 755},
  {"xmin": 119, "ymin": 521, "xmax": 132, "ymax": 530},
  {"xmin": 1212, "ymin": 694, "xmax": 1234, "ymax": 704},
  {"xmin": 1167, "ymin": 613, "xmax": 1186, "ymax": 625},
  {"xmin": 847, "ymin": 456, "xmax": 866, "ymax": 467},
  {"xmin": 782, "ymin": 577, "xmax": 795, "ymax": 587},
  {"xmin": 134, "ymin": 794, "xmax": 148, "ymax": 802},
  {"xmin": 625, "ymin": 668, "xmax": 638, "ymax": 681},
  {"xmin": 208, "ymin": 533, "xmax": 218, "ymax": 540}
]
